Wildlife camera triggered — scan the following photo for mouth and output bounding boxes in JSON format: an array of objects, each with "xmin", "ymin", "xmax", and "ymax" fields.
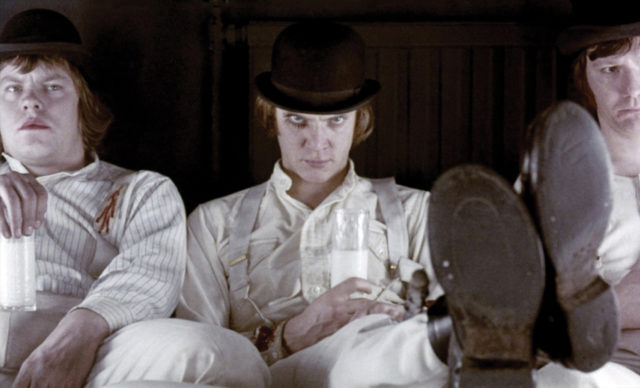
[
  {"xmin": 305, "ymin": 159, "xmax": 330, "ymax": 168},
  {"xmin": 20, "ymin": 118, "xmax": 49, "ymax": 130}
]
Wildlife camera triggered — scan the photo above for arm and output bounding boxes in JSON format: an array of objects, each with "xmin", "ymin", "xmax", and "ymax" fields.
[
  {"xmin": 77, "ymin": 174, "xmax": 187, "ymax": 330},
  {"xmin": 176, "ymin": 204, "xmax": 231, "ymax": 326},
  {"xmin": 13, "ymin": 173, "xmax": 185, "ymax": 387},
  {"xmin": 13, "ymin": 309, "xmax": 109, "ymax": 388},
  {"xmin": 0, "ymin": 171, "xmax": 47, "ymax": 238}
]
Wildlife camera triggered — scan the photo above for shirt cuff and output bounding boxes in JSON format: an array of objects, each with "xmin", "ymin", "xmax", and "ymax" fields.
[
  {"xmin": 74, "ymin": 296, "xmax": 135, "ymax": 332},
  {"xmin": 253, "ymin": 320, "xmax": 292, "ymax": 365}
]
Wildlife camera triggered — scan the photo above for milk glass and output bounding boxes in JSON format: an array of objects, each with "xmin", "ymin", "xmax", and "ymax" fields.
[
  {"xmin": 330, "ymin": 208, "xmax": 369, "ymax": 287},
  {"xmin": 301, "ymin": 247, "xmax": 330, "ymax": 302},
  {"xmin": 0, "ymin": 234, "xmax": 37, "ymax": 311}
]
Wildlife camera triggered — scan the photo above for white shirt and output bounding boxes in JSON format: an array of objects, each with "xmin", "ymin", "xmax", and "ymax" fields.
[
  {"xmin": 178, "ymin": 161, "xmax": 441, "ymax": 335},
  {"xmin": 598, "ymin": 174, "xmax": 640, "ymax": 284},
  {"xmin": 1, "ymin": 154, "xmax": 187, "ymax": 331}
]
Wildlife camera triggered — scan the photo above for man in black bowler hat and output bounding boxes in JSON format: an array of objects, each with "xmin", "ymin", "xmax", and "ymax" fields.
[
  {"xmin": 553, "ymin": 0, "xmax": 640, "ymax": 378},
  {"xmin": 0, "ymin": 8, "xmax": 269, "ymax": 388},
  {"xmin": 177, "ymin": 20, "xmax": 451, "ymax": 387}
]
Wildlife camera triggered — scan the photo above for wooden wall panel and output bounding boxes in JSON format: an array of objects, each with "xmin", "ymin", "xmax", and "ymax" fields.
[{"xmin": 471, "ymin": 48, "xmax": 497, "ymax": 166}]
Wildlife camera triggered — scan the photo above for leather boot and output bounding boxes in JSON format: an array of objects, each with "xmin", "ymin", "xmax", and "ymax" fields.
[
  {"xmin": 520, "ymin": 101, "xmax": 619, "ymax": 371},
  {"xmin": 429, "ymin": 164, "xmax": 545, "ymax": 387},
  {"xmin": 426, "ymin": 296, "xmax": 452, "ymax": 364}
]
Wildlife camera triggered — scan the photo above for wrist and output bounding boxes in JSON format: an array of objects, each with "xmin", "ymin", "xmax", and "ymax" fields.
[{"xmin": 252, "ymin": 320, "xmax": 292, "ymax": 365}]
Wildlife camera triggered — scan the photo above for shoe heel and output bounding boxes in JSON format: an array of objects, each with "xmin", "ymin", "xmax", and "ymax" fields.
[
  {"xmin": 562, "ymin": 280, "xmax": 620, "ymax": 371},
  {"xmin": 456, "ymin": 362, "xmax": 536, "ymax": 388}
]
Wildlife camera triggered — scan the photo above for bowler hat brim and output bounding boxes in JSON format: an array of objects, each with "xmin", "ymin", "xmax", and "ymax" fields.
[
  {"xmin": 557, "ymin": 21, "xmax": 640, "ymax": 55},
  {"xmin": 255, "ymin": 71, "xmax": 380, "ymax": 114},
  {"xmin": 0, "ymin": 41, "xmax": 89, "ymax": 69}
]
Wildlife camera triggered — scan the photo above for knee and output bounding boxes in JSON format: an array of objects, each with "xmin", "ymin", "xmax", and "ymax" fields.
[{"xmin": 154, "ymin": 319, "xmax": 270, "ymax": 387}]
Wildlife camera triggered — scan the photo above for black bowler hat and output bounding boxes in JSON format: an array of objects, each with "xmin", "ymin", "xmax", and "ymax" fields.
[
  {"xmin": 557, "ymin": 0, "xmax": 640, "ymax": 55},
  {"xmin": 255, "ymin": 22, "xmax": 380, "ymax": 114},
  {"xmin": 0, "ymin": 9, "xmax": 89, "ymax": 70}
]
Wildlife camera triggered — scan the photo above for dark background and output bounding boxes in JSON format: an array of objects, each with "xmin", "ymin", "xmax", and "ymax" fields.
[{"xmin": 0, "ymin": 0, "xmax": 575, "ymax": 212}]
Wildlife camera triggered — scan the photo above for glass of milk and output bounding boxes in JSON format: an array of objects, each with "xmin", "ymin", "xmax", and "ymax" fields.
[
  {"xmin": 301, "ymin": 246, "xmax": 330, "ymax": 303},
  {"xmin": 330, "ymin": 208, "xmax": 369, "ymax": 287},
  {"xmin": 0, "ymin": 234, "xmax": 37, "ymax": 311}
]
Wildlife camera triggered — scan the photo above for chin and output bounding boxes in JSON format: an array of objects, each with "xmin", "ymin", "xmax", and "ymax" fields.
[{"xmin": 299, "ymin": 170, "xmax": 335, "ymax": 184}]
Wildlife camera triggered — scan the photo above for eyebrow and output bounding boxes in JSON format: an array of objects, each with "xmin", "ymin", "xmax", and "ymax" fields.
[
  {"xmin": 283, "ymin": 112, "xmax": 347, "ymax": 121},
  {"xmin": 0, "ymin": 73, "xmax": 71, "ymax": 84}
]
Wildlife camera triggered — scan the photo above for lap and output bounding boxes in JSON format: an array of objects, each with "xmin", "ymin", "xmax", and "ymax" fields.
[
  {"xmin": 87, "ymin": 318, "xmax": 269, "ymax": 388},
  {"xmin": 537, "ymin": 361, "xmax": 640, "ymax": 388},
  {"xmin": 271, "ymin": 314, "xmax": 447, "ymax": 388}
]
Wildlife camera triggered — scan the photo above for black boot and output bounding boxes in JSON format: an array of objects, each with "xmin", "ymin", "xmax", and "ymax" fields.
[
  {"xmin": 520, "ymin": 101, "xmax": 619, "ymax": 371},
  {"xmin": 426, "ymin": 295, "xmax": 452, "ymax": 365},
  {"xmin": 429, "ymin": 164, "xmax": 545, "ymax": 388}
]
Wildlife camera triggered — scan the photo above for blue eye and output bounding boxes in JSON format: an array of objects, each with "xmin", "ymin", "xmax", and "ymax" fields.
[
  {"xmin": 286, "ymin": 114, "xmax": 306, "ymax": 127},
  {"xmin": 288, "ymin": 115, "xmax": 304, "ymax": 123},
  {"xmin": 330, "ymin": 116, "xmax": 345, "ymax": 125}
]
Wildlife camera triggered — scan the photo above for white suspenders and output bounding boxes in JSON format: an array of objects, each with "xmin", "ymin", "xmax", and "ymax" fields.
[
  {"xmin": 370, "ymin": 178, "xmax": 409, "ymax": 273},
  {"xmin": 225, "ymin": 178, "xmax": 409, "ymax": 300},
  {"xmin": 227, "ymin": 181, "xmax": 269, "ymax": 298}
]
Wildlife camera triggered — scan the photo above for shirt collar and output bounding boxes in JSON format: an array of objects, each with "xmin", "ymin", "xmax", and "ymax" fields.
[
  {"xmin": 1, "ymin": 152, "xmax": 100, "ymax": 179},
  {"xmin": 269, "ymin": 159, "xmax": 358, "ymax": 203}
]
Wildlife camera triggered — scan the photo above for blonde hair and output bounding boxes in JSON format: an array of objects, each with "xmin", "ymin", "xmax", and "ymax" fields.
[
  {"xmin": 254, "ymin": 95, "xmax": 375, "ymax": 146},
  {"xmin": 0, "ymin": 55, "xmax": 113, "ymax": 155}
]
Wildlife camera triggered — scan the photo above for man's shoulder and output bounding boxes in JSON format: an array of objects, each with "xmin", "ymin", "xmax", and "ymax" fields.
[
  {"xmin": 95, "ymin": 160, "xmax": 173, "ymax": 186},
  {"xmin": 190, "ymin": 184, "xmax": 260, "ymax": 218},
  {"xmin": 359, "ymin": 176, "xmax": 429, "ymax": 199}
]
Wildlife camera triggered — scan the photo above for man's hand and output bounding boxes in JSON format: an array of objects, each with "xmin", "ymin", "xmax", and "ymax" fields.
[
  {"xmin": 13, "ymin": 309, "xmax": 110, "ymax": 388},
  {"xmin": 0, "ymin": 171, "xmax": 47, "ymax": 238},
  {"xmin": 283, "ymin": 277, "xmax": 405, "ymax": 353}
]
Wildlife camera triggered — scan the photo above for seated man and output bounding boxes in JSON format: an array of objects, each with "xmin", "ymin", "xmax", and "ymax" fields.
[
  {"xmin": 178, "ymin": 21, "xmax": 638, "ymax": 387},
  {"xmin": 0, "ymin": 8, "xmax": 268, "ymax": 388},
  {"xmin": 555, "ymin": 0, "xmax": 640, "ymax": 376}
]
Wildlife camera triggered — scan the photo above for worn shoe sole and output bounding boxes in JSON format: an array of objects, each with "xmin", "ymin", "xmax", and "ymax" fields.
[
  {"xmin": 521, "ymin": 100, "xmax": 619, "ymax": 371},
  {"xmin": 429, "ymin": 164, "xmax": 545, "ymax": 387}
]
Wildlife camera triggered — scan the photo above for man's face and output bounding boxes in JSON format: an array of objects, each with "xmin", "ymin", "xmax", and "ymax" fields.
[
  {"xmin": 275, "ymin": 107, "xmax": 356, "ymax": 187},
  {"xmin": 587, "ymin": 37, "xmax": 640, "ymax": 137},
  {"xmin": 0, "ymin": 61, "xmax": 83, "ymax": 173}
]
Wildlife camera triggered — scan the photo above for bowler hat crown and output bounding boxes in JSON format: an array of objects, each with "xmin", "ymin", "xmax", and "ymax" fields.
[
  {"xmin": 255, "ymin": 22, "xmax": 380, "ymax": 114},
  {"xmin": 0, "ymin": 9, "xmax": 88, "ymax": 69},
  {"xmin": 557, "ymin": 0, "xmax": 640, "ymax": 55}
]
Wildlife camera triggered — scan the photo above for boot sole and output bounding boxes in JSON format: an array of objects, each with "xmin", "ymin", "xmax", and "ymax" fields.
[
  {"xmin": 429, "ymin": 165, "xmax": 545, "ymax": 386},
  {"xmin": 522, "ymin": 101, "xmax": 619, "ymax": 371}
]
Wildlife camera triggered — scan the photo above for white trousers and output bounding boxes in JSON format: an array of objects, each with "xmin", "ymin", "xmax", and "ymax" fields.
[
  {"xmin": 271, "ymin": 314, "xmax": 448, "ymax": 388},
  {"xmin": 270, "ymin": 314, "xmax": 640, "ymax": 388},
  {"xmin": 0, "ymin": 319, "xmax": 270, "ymax": 388}
]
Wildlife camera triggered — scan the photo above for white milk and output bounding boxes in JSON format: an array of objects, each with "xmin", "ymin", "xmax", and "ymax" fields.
[
  {"xmin": 330, "ymin": 249, "xmax": 368, "ymax": 287},
  {"xmin": 0, "ymin": 235, "xmax": 36, "ymax": 310}
]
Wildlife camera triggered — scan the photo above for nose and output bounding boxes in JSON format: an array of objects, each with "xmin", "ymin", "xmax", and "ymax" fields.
[
  {"xmin": 625, "ymin": 68, "xmax": 640, "ymax": 99},
  {"xmin": 305, "ymin": 122, "xmax": 330, "ymax": 150},
  {"xmin": 21, "ymin": 88, "xmax": 42, "ymax": 112}
]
